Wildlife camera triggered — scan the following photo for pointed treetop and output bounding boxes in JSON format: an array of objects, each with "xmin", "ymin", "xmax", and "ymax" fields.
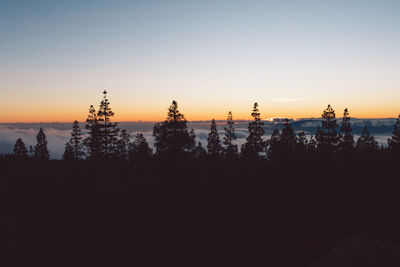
[
  {"xmin": 344, "ymin": 108, "xmax": 349, "ymax": 117},
  {"xmin": 103, "ymin": 90, "xmax": 107, "ymax": 95}
]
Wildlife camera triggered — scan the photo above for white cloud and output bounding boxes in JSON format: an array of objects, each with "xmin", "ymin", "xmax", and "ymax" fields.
[{"xmin": 270, "ymin": 98, "xmax": 305, "ymax": 102}]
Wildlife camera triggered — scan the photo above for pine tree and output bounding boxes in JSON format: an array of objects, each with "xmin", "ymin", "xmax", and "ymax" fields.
[
  {"xmin": 223, "ymin": 111, "xmax": 238, "ymax": 159},
  {"xmin": 241, "ymin": 103, "xmax": 265, "ymax": 159},
  {"xmin": 34, "ymin": 128, "xmax": 50, "ymax": 160},
  {"xmin": 193, "ymin": 141, "xmax": 207, "ymax": 159},
  {"xmin": 316, "ymin": 105, "xmax": 339, "ymax": 152},
  {"xmin": 338, "ymin": 108, "xmax": 354, "ymax": 152},
  {"xmin": 280, "ymin": 119, "xmax": 296, "ymax": 152},
  {"xmin": 388, "ymin": 114, "xmax": 400, "ymax": 152},
  {"xmin": 267, "ymin": 128, "xmax": 281, "ymax": 160},
  {"xmin": 63, "ymin": 143, "xmax": 74, "ymax": 160},
  {"xmin": 97, "ymin": 90, "xmax": 119, "ymax": 159},
  {"xmin": 356, "ymin": 126, "xmax": 378, "ymax": 152},
  {"xmin": 128, "ymin": 133, "xmax": 152, "ymax": 161},
  {"xmin": 207, "ymin": 119, "xmax": 222, "ymax": 158},
  {"xmin": 116, "ymin": 129, "xmax": 131, "ymax": 160},
  {"xmin": 13, "ymin": 138, "xmax": 28, "ymax": 159},
  {"xmin": 153, "ymin": 100, "xmax": 195, "ymax": 157},
  {"xmin": 84, "ymin": 105, "xmax": 101, "ymax": 159},
  {"xmin": 68, "ymin": 120, "xmax": 84, "ymax": 159}
]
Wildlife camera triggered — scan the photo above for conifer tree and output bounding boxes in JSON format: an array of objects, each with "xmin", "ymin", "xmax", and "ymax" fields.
[
  {"xmin": 223, "ymin": 111, "xmax": 238, "ymax": 159},
  {"xmin": 68, "ymin": 120, "xmax": 84, "ymax": 159},
  {"xmin": 116, "ymin": 129, "xmax": 131, "ymax": 160},
  {"xmin": 193, "ymin": 141, "xmax": 207, "ymax": 159},
  {"xmin": 339, "ymin": 108, "xmax": 354, "ymax": 151},
  {"xmin": 34, "ymin": 128, "xmax": 49, "ymax": 160},
  {"xmin": 267, "ymin": 128, "xmax": 281, "ymax": 160},
  {"xmin": 84, "ymin": 105, "xmax": 101, "ymax": 159},
  {"xmin": 13, "ymin": 138, "xmax": 28, "ymax": 159},
  {"xmin": 207, "ymin": 119, "xmax": 222, "ymax": 158},
  {"xmin": 63, "ymin": 143, "xmax": 74, "ymax": 160},
  {"xmin": 280, "ymin": 119, "xmax": 296, "ymax": 152},
  {"xmin": 153, "ymin": 101, "xmax": 195, "ymax": 157},
  {"xmin": 97, "ymin": 90, "xmax": 119, "ymax": 159},
  {"xmin": 128, "ymin": 133, "xmax": 152, "ymax": 161},
  {"xmin": 388, "ymin": 114, "xmax": 400, "ymax": 152},
  {"xmin": 241, "ymin": 103, "xmax": 265, "ymax": 159},
  {"xmin": 356, "ymin": 126, "xmax": 378, "ymax": 152},
  {"xmin": 316, "ymin": 105, "xmax": 339, "ymax": 152}
]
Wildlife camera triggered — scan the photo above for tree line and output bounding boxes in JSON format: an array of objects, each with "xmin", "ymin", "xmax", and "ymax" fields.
[{"xmin": 10, "ymin": 91, "xmax": 400, "ymax": 161}]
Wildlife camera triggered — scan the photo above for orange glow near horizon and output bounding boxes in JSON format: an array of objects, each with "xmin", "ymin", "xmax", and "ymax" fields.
[{"xmin": 2, "ymin": 102, "xmax": 399, "ymax": 123}]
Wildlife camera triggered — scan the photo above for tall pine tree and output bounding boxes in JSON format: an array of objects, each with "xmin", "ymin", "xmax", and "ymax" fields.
[
  {"xmin": 338, "ymin": 108, "xmax": 354, "ymax": 152},
  {"xmin": 68, "ymin": 120, "xmax": 84, "ymax": 159},
  {"xmin": 153, "ymin": 101, "xmax": 195, "ymax": 157},
  {"xmin": 97, "ymin": 90, "xmax": 119, "ymax": 159},
  {"xmin": 34, "ymin": 128, "xmax": 49, "ymax": 161},
  {"xmin": 241, "ymin": 103, "xmax": 265, "ymax": 159},
  {"xmin": 223, "ymin": 111, "xmax": 238, "ymax": 159},
  {"xmin": 13, "ymin": 138, "xmax": 28, "ymax": 159},
  {"xmin": 84, "ymin": 105, "xmax": 101, "ymax": 159},
  {"xmin": 207, "ymin": 119, "xmax": 222, "ymax": 158},
  {"xmin": 316, "ymin": 105, "xmax": 339, "ymax": 152}
]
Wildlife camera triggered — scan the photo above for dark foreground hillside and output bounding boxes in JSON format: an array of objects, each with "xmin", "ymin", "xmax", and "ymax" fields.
[{"xmin": 1, "ymin": 154, "xmax": 400, "ymax": 267}]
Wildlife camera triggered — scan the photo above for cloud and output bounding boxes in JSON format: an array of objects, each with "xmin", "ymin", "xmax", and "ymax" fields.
[{"xmin": 270, "ymin": 98, "xmax": 305, "ymax": 102}]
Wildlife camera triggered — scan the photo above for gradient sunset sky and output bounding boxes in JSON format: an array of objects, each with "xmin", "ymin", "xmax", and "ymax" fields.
[{"xmin": 1, "ymin": 0, "xmax": 399, "ymax": 122}]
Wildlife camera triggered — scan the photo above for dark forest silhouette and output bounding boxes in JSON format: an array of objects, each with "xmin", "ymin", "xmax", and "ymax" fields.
[{"xmin": 1, "ymin": 91, "xmax": 400, "ymax": 266}]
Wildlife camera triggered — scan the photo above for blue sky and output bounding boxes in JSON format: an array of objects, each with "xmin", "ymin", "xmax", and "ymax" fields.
[{"xmin": 1, "ymin": 0, "xmax": 400, "ymax": 121}]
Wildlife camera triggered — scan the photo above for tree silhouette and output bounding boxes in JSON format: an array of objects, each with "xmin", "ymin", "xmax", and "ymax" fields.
[
  {"xmin": 207, "ymin": 119, "xmax": 222, "ymax": 158},
  {"xmin": 97, "ymin": 90, "xmax": 119, "ymax": 159},
  {"xmin": 128, "ymin": 133, "xmax": 152, "ymax": 161},
  {"xmin": 223, "ymin": 111, "xmax": 238, "ymax": 159},
  {"xmin": 63, "ymin": 143, "xmax": 74, "ymax": 160},
  {"xmin": 68, "ymin": 120, "xmax": 84, "ymax": 160},
  {"xmin": 13, "ymin": 138, "xmax": 28, "ymax": 159},
  {"xmin": 338, "ymin": 108, "xmax": 354, "ymax": 152},
  {"xmin": 241, "ymin": 103, "xmax": 265, "ymax": 159},
  {"xmin": 34, "ymin": 128, "xmax": 49, "ymax": 160},
  {"xmin": 280, "ymin": 119, "xmax": 296, "ymax": 153},
  {"xmin": 193, "ymin": 141, "xmax": 207, "ymax": 159},
  {"xmin": 153, "ymin": 100, "xmax": 195, "ymax": 157},
  {"xmin": 116, "ymin": 129, "xmax": 131, "ymax": 160},
  {"xmin": 356, "ymin": 126, "xmax": 378, "ymax": 152},
  {"xmin": 388, "ymin": 114, "xmax": 400, "ymax": 152},
  {"xmin": 267, "ymin": 128, "xmax": 281, "ymax": 160},
  {"xmin": 316, "ymin": 105, "xmax": 339, "ymax": 152},
  {"xmin": 84, "ymin": 105, "xmax": 101, "ymax": 160}
]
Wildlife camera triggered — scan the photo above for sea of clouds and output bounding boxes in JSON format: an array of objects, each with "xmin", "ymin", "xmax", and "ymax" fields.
[{"xmin": 0, "ymin": 118, "xmax": 397, "ymax": 159}]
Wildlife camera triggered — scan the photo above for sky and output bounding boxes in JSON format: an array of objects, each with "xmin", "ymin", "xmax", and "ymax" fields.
[{"xmin": 1, "ymin": 0, "xmax": 399, "ymax": 122}]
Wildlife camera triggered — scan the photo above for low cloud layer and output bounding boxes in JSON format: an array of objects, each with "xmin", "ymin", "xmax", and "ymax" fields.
[{"xmin": 0, "ymin": 118, "xmax": 397, "ymax": 159}]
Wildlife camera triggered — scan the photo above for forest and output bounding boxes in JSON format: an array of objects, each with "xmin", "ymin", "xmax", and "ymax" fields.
[{"xmin": 1, "ymin": 91, "xmax": 400, "ymax": 266}]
